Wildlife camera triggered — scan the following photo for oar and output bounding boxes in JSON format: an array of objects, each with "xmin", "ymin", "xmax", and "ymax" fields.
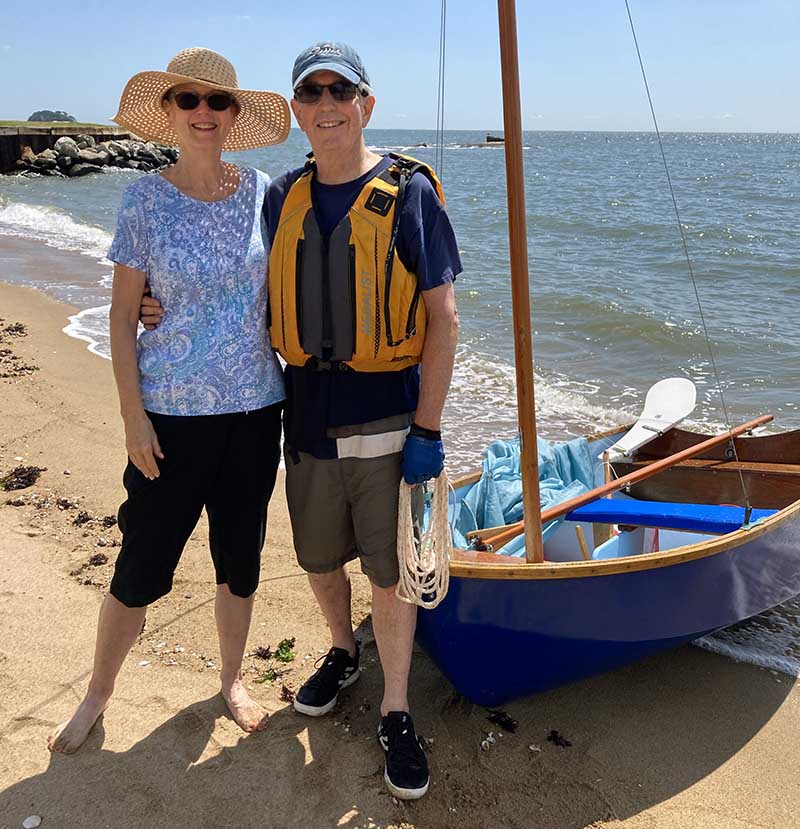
[{"xmin": 469, "ymin": 414, "xmax": 772, "ymax": 552}]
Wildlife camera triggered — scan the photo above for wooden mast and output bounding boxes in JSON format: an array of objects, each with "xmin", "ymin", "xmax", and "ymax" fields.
[{"xmin": 497, "ymin": 0, "xmax": 544, "ymax": 563}]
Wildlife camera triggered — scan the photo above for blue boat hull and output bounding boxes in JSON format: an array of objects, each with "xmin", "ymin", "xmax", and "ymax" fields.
[{"xmin": 415, "ymin": 513, "xmax": 800, "ymax": 706}]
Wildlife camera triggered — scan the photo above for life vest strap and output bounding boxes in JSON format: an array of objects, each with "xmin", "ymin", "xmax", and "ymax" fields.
[
  {"xmin": 303, "ymin": 356, "xmax": 353, "ymax": 372},
  {"xmin": 381, "ymin": 156, "xmax": 426, "ymax": 348}
]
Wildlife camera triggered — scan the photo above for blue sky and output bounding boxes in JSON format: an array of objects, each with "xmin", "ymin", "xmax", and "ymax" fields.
[{"xmin": 2, "ymin": 1, "xmax": 798, "ymax": 132}]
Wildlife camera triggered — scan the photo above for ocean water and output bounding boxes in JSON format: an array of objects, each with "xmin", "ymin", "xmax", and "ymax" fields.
[{"xmin": 1, "ymin": 129, "xmax": 799, "ymax": 677}]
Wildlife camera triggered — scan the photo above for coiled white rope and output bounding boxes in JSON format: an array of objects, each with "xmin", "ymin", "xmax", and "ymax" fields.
[{"xmin": 395, "ymin": 469, "xmax": 452, "ymax": 609}]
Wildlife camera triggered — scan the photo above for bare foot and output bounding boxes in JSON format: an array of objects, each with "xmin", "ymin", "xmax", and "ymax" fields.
[
  {"xmin": 222, "ymin": 677, "xmax": 269, "ymax": 733},
  {"xmin": 48, "ymin": 695, "xmax": 108, "ymax": 754}
]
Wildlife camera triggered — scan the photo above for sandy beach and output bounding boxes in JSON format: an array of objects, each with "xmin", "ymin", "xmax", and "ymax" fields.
[{"xmin": 1, "ymin": 267, "xmax": 799, "ymax": 829}]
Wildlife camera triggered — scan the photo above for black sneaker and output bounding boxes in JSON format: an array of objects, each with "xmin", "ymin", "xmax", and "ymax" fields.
[
  {"xmin": 293, "ymin": 644, "xmax": 360, "ymax": 717},
  {"xmin": 378, "ymin": 711, "xmax": 430, "ymax": 800}
]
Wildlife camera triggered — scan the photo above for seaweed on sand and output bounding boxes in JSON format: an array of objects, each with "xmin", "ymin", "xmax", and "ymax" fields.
[{"xmin": 0, "ymin": 466, "xmax": 46, "ymax": 491}]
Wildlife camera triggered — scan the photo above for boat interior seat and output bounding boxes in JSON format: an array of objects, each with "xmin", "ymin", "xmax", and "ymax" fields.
[{"xmin": 566, "ymin": 499, "xmax": 777, "ymax": 535}]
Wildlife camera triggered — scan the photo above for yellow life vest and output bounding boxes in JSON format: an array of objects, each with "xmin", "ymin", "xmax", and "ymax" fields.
[{"xmin": 268, "ymin": 153, "xmax": 445, "ymax": 373}]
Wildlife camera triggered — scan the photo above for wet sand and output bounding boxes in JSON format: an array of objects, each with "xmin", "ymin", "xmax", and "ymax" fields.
[{"xmin": 1, "ymin": 272, "xmax": 799, "ymax": 829}]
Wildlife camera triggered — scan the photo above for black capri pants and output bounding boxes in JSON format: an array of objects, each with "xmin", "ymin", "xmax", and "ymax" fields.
[{"xmin": 110, "ymin": 403, "xmax": 282, "ymax": 608}]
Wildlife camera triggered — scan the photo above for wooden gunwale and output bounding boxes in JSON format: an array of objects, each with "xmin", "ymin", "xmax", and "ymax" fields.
[
  {"xmin": 624, "ymin": 458, "xmax": 800, "ymax": 475},
  {"xmin": 637, "ymin": 425, "xmax": 800, "ymax": 463},
  {"xmin": 446, "ymin": 426, "xmax": 800, "ymax": 580}
]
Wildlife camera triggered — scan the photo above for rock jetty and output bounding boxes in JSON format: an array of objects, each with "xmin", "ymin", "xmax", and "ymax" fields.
[{"xmin": 13, "ymin": 134, "xmax": 178, "ymax": 178}]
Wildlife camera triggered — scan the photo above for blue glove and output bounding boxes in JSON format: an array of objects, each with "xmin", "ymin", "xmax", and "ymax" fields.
[{"xmin": 402, "ymin": 424, "xmax": 445, "ymax": 485}]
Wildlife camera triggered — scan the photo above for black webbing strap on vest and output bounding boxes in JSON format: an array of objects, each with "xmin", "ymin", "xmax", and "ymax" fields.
[{"xmin": 303, "ymin": 356, "xmax": 352, "ymax": 372}]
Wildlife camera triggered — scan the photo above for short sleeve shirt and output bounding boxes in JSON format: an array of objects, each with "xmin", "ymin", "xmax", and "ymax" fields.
[
  {"xmin": 264, "ymin": 155, "xmax": 461, "ymax": 456},
  {"xmin": 109, "ymin": 166, "xmax": 285, "ymax": 416}
]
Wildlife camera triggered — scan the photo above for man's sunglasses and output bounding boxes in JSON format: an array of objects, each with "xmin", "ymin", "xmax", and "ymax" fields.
[
  {"xmin": 169, "ymin": 91, "xmax": 237, "ymax": 111},
  {"xmin": 293, "ymin": 81, "xmax": 362, "ymax": 104}
]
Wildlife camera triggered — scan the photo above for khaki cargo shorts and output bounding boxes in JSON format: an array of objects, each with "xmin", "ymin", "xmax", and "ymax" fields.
[{"xmin": 285, "ymin": 415, "xmax": 423, "ymax": 588}]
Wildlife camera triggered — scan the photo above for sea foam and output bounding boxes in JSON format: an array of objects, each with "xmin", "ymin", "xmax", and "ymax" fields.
[
  {"xmin": 0, "ymin": 201, "xmax": 113, "ymax": 262},
  {"xmin": 63, "ymin": 305, "xmax": 112, "ymax": 361}
]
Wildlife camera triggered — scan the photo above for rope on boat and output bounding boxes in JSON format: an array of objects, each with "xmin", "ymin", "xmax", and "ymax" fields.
[{"xmin": 395, "ymin": 469, "xmax": 452, "ymax": 609}]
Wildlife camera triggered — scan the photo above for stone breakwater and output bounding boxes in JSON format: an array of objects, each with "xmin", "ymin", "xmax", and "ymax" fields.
[{"xmin": 12, "ymin": 134, "xmax": 178, "ymax": 178}]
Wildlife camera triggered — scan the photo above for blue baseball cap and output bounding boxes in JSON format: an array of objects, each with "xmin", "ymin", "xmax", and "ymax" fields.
[{"xmin": 292, "ymin": 42, "xmax": 371, "ymax": 91}]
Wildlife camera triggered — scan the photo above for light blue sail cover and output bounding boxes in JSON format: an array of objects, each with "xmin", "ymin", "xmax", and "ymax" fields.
[{"xmin": 452, "ymin": 436, "xmax": 595, "ymax": 557}]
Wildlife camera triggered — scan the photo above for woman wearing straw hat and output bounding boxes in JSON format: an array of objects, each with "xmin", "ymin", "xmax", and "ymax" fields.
[{"xmin": 48, "ymin": 48, "xmax": 291, "ymax": 753}]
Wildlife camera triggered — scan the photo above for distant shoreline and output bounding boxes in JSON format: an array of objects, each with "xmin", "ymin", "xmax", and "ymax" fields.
[{"xmin": 1, "ymin": 121, "xmax": 797, "ymax": 135}]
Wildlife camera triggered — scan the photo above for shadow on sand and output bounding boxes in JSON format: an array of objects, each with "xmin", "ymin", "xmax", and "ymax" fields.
[{"xmin": 1, "ymin": 636, "xmax": 795, "ymax": 829}]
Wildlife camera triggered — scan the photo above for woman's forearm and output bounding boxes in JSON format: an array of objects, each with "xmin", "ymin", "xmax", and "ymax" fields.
[
  {"xmin": 110, "ymin": 312, "xmax": 145, "ymax": 420},
  {"xmin": 109, "ymin": 264, "xmax": 148, "ymax": 421}
]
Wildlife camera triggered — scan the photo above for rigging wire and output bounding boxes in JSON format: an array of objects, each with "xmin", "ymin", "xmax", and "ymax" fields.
[
  {"xmin": 435, "ymin": 0, "xmax": 448, "ymax": 178},
  {"xmin": 394, "ymin": 0, "xmax": 454, "ymax": 610},
  {"xmin": 624, "ymin": 0, "xmax": 752, "ymax": 519}
]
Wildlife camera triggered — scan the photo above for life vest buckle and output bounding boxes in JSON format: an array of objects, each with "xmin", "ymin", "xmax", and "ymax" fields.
[{"xmin": 304, "ymin": 357, "xmax": 352, "ymax": 373}]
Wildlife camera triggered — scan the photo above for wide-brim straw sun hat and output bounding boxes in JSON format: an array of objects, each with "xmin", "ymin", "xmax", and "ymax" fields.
[{"xmin": 112, "ymin": 47, "xmax": 290, "ymax": 151}]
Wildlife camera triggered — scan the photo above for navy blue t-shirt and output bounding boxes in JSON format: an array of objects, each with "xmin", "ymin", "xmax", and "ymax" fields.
[{"xmin": 263, "ymin": 154, "xmax": 461, "ymax": 457}]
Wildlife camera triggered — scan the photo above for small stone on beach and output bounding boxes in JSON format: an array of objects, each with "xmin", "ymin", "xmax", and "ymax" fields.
[
  {"xmin": 22, "ymin": 816, "xmax": 42, "ymax": 829},
  {"xmin": 138, "ymin": 660, "xmax": 150, "ymax": 667}
]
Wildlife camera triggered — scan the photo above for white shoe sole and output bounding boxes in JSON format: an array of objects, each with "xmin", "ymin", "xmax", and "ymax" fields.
[
  {"xmin": 292, "ymin": 668, "xmax": 361, "ymax": 717},
  {"xmin": 384, "ymin": 769, "xmax": 430, "ymax": 800}
]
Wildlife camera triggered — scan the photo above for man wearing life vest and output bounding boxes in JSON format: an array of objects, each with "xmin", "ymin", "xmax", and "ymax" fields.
[{"xmin": 268, "ymin": 42, "xmax": 460, "ymax": 800}]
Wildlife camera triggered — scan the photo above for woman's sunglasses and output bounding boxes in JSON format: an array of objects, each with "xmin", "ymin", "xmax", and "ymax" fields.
[
  {"xmin": 293, "ymin": 81, "xmax": 361, "ymax": 104},
  {"xmin": 169, "ymin": 91, "xmax": 236, "ymax": 111}
]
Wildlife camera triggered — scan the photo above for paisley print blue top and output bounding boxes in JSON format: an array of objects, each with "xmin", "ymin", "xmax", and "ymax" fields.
[{"xmin": 108, "ymin": 166, "xmax": 285, "ymax": 416}]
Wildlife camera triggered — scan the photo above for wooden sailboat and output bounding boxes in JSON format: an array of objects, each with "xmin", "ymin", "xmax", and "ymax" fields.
[{"xmin": 414, "ymin": 0, "xmax": 800, "ymax": 707}]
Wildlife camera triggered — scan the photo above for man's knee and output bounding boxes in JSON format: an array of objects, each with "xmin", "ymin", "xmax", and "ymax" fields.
[{"xmin": 371, "ymin": 580, "xmax": 399, "ymax": 598}]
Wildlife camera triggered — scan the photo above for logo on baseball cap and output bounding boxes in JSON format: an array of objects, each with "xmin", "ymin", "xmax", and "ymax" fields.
[{"xmin": 292, "ymin": 42, "xmax": 371, "ymax": 90}]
